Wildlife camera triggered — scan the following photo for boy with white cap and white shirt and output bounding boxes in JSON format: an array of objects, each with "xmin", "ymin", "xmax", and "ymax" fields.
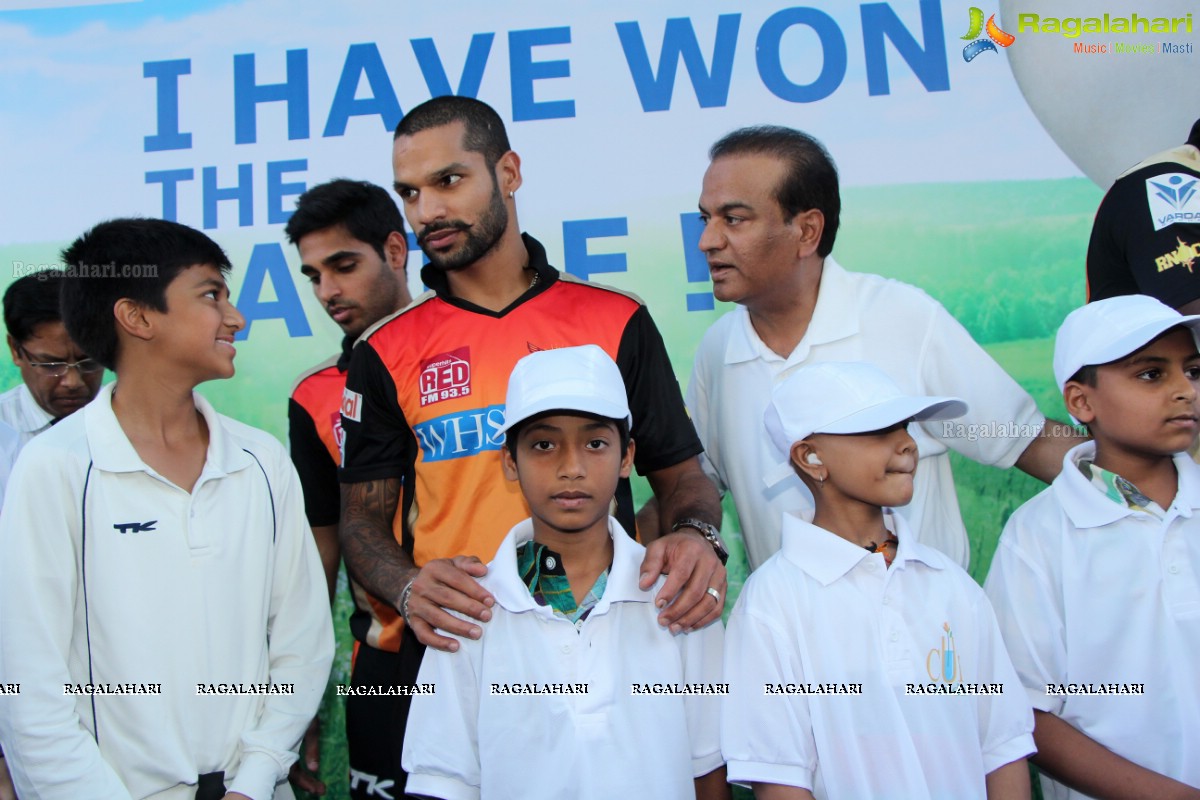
[
  {"xmin": 722, "ymin": 361, "xmax": 1034, "ymax": 799},
  {"xmin": 402, "ymin": 344, "xmax": 727, "ymax": 800},
  {"xmin": 985, "ymin": 295, "xmax": 1200, "ymax": 799}
]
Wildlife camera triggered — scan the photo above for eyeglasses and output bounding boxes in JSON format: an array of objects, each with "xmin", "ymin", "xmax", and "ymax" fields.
[{"xmin": 19, "ymin": 347, "xmax": 104, "ymax": 378}]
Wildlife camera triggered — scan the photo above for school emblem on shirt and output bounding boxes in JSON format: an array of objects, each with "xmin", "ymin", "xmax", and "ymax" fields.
[
  {"xmin": 925, "ymin": 622, "xmax": 962, "ymax": 683},
  {"xmin": 420, "ymin": 347, "xmax": 472, "ymax": 407}
]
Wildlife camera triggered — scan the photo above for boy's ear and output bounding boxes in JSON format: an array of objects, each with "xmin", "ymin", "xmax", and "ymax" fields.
[
  {"xmin": 113, "ymin": 298, "xmax": 154, "ymax": 342},
  {"xmin": 619, "ymin": 437, "xmax": 636, "ymax": 479},
  {"xmin": 789, "ymin": 439, "xmax": 825, "ymax": 483},
  {"xmin": 501, "ymin": 442, "xmax": 520, "ymax": 482},
  {"xmin": 1063, "ymin": 381, "xmax": 1096, "ymax": 425},
  {"xmin": 7, "ymin": 334, "xmax": 23, "ymax": 365}
]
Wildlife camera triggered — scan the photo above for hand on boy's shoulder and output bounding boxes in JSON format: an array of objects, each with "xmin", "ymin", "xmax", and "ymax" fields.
[
  {"xmin": 407, "ymin": 554, "xmax": 495, "ymax": 652},
  {"xmin": 639, "ymin": 531, "xmax": 726, "ymax": 634},
  {"xmin": 223, "ymin": 794, "xmax": 252, "ymax": 800}
]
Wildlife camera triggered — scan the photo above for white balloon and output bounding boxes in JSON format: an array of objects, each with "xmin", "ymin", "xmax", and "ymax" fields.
[{"xmin": 999, "ymin": 0, "xmax": 1198, "ymax": 188}]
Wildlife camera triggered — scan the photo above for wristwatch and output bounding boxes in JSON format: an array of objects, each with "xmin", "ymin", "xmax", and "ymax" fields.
[{"xmin": 672, "ymin": 517, "xmax": 729, "ymax": 565}]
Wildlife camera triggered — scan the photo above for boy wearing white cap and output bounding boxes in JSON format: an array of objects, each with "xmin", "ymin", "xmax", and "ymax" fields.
[
  {"xmin": 985, "ymin": 295, "xmax": 1200, "ymax": 798},
  {"xmin": 402, "ymin": 344, "xmax": 728, "ymax": 800},
  {"xmin": 722, "ymin": 361, "xmax": 1034, "ymax": 799}
]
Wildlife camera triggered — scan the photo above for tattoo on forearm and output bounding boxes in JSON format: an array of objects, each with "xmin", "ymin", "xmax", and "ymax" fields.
[{"xmin": 339, "ymin": 479, "xmax": 414, "ymax": 609}]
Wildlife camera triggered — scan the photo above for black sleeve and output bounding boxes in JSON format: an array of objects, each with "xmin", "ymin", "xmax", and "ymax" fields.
[
  {"xmin": 287, "ymin": 397, "xmax": 341, "ymax": 527},
  {"xmin": 1087, "ymin": 171, "xmax": 1200, "ymax": 308},
  {"xmin": 1086, "ymin": 188, "xmax": 1139, "ymax": 302},
  {"xmin": 338, "ymin": 340, "xmax": 410, "ymax": 483},
  {"xmin": 616, "ymin": 304, "xmax": 704, "ymax": 475}
]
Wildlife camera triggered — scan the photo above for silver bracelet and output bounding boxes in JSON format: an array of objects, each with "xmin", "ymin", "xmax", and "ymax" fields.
[{"xmin": 399, "ymin": 578, "xmax": 416, "ymax": 627}]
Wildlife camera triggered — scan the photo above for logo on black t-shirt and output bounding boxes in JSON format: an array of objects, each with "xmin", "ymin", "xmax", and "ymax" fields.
[{"xmin": 1147, "ymin": 173, "xmax": 1200, "ymax": 230}]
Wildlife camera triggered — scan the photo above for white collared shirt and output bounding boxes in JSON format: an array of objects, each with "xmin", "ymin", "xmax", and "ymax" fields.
[
  {"xmin": 985, "ymin": 441, "xmax": 1200, "ymax": 798},
  {"xmin": 0, "ymin": 383, "xmax": 54, "ymax": 446},
  {"xmin": 0, "ymin": 383, "xmax": 334, "ymax": 800},
  {"xmin": 722, "ymin": 511, "xmax": 1034, "ymax": 799},
  {"xmin": 0, "ymin": 419, "xmax": 21, "ymax": 511},
  {"xmin": 403, "ymin": 517, "xmax": 725, "ymax": 800},
  {"xmin": 687, "ymin": 257, "xmax": 1045, "ymax": 569}
]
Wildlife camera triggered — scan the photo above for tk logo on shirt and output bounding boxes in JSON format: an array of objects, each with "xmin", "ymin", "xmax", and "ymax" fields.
[
  {"xmin": 114, "ymin": 520, "xmax": 157, "ymax": 534},
  {"xmin": 419, "ymin": 347, "xmax": 472, "ymax": 407}
]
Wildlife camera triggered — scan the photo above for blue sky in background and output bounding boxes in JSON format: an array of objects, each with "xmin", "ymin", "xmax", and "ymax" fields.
[{"xmin": 0, "ymin": 0, "xmax": 236, "ymax": 35}]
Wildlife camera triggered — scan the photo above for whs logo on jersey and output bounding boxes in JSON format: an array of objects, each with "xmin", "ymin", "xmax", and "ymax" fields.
[{"xmin": 413, "ymin": 404, "xmax": 507, "ymax": 462}]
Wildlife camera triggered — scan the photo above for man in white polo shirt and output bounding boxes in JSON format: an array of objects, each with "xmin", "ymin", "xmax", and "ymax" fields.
[{"xmin": 688, "ymin": 125, "xmax": 1084, "ymax": 569}]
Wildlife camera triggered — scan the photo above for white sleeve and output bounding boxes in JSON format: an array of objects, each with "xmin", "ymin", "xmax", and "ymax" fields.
[
  {"xmin": 721, "ymin": 605, "xmax": 816, "ymax": 790},
  {"xmin": 228, "ymin": 450, "xmax": 335, "ymax": 799},
  {"xmin": 402, "ymin": 629, "xmax": 482, "ymax": 800},
  {"xmin": 685, "ymin": 339, "xmax": 729, "ymax": 496},
  {"xmin": 0, "ymin": 448, "xmax": 134, "ymax": 799},
  {"xmin": 681, "ymin": 618, "xmax": 725, "ymax": 777},
  {"xmin": 0, "ymin": 422, "xmax": 20, "ymax": 513},
  {"xmin": 918, "ymin": 302, "xmax": 1045, "ymax": 469},
  {"xmin": 984, "ymin": 511, "xmax": 1067, "ymax": 715},
  {"xmin": 968, "ymin": 586, "xmax": 1037, "ymax": 772}
]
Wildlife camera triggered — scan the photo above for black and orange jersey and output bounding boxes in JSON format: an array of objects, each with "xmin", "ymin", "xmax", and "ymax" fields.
[
  {"xmin": 288, "ymin": 337, "xmax": 353, "ymax": 528},
  {"xmin": 339, "ymin": 233, "xmax": 701, "ymax": 652}
]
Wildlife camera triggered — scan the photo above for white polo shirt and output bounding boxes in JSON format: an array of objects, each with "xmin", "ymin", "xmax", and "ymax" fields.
[
  {"xmin": 687, "ymin": 258, "xmax": 1044, "ymax": 570},
  {"xmin": 722, "ymin": 511, "xmax": 1034, "ymax": 799},
  {"xmin": 0, "ymin": 383, "xmax": 334, "ymax": 800},
  {"xmin": 403, "ymin": 517, "xmax": 725, "ymax": 800},
  {"xmin": 985, "ymin": 442, "xmax": 1200, "ymax": 798},
  {"xmin": 0, "ymin": 419, "xmax": 21, "ymax": 510},
  {"xmin": 0, "ymin": 383, "xmax": 54, "ymax": 447}
]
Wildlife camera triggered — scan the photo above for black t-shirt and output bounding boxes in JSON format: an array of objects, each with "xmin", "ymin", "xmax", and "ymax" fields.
[
  {"xmin": 1087, "ymin": 146, "xmax": 1200, "ymax": 307},
  {"xmin": 288, "ymin": 336, "xmax": 353, "ymax": 527}
]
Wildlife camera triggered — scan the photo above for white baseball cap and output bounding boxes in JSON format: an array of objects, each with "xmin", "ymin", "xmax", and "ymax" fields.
[
  {"xmin": 1054, "ymin": 295, "xmax": 1200, "ymax": 391},
  {"xmin": 764, "ymin": 361, "xmax": 967, "ymax": 454},
  {"xmin": 498, "ymin": 344, "xmax": 632, "ymax": 436}
]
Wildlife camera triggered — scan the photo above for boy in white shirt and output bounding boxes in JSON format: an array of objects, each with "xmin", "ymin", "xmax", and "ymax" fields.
[
  {"xmin": 0, "ymin": 218, "xmax": 334, "ymax": 799},
  {"xmin": 722, "ymin": 361, "xmax": 1034, "ymax": 799},
  {"xmin": 403, "ymin": 344, "xmax": 727, "ymax": 800},
  {"xmin": 986, "ymin": 295, "xmax": 1200, "ymax": 799}
]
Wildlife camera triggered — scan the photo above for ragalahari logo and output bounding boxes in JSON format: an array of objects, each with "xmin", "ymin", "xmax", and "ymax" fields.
[{"xmin": 961, "ymin": 7, "xmax": 1016, "ymax": 61}]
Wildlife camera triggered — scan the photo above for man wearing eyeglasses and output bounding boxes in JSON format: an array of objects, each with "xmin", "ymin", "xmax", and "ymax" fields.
[{"xmin": 1, "ymin": 272, "xmax": 105, "ymax": 445}]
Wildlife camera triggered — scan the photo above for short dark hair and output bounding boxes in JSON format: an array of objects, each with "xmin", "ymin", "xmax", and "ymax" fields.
[
  {"xmin": 3, "ymin": 272, "xmax": 65, "ymax": 343},
  {"xmin": 709, "ymin": 125, "xmax": 841, "ymax": 257},
  {"xmin": 1188, "ymin": 117, "xmax": 1200, "ymax": 149},
  {"xmin": 59, "ymin": 218, "xmax": 232, "ymax": 370},
  {"xmin": 285, "ymin": 178, "xmax": 406, "ymax": 260},
  {"xmin": 394, "ymin": 96, "xmax": 511, "ymax": 168},
  {"xmin": 505, "ymin": 412, "xmax": 631, "ymax": 461},
  {"xmin": 1068, "ymin": 365, "xmax": 1098, "ymax": 387}
]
